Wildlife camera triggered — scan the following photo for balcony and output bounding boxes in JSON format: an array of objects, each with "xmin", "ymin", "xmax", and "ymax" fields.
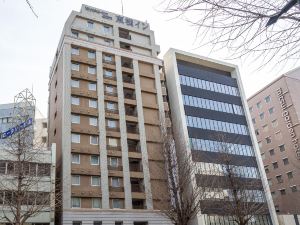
[
  {"xmin": 123, "ymin": 73, "xmax": 134, "ymax": 84},
  {"xmin": 127, "ymin": 140, "xmax": 141, "ymax": 153},
  {"xmin": 129, "ymin": 159, "xmax": 143, "ymax": 172},
  {"xmin": 121, "ymin": 57, "xmax": 133, "ymax": 69},
  {"xmin": 120, "ymin": 42, "xmax": 132, "ymax": 51},
  {"xmin": 108, "ymin": 165, "xmax": 123, "ymax": 171},
  {"xmin": 119, "ymin": 28, "xmax": 131, "ymax": 40},
  {"xmin": 106, "ymin": 145, "xmax": 121, "ymax": 151},
  {"xmin": 110, "ymin": 186, "xmax": 124, "ymax": 192},
  {"xmin": 131, "ymin": 178, "xmax": 144, "ymax": 192},
  {"xmin": 132, "ymin": 199, "xmax": 146, "ymax": 209},
  {"xmin": 123, "ymin": 88, "xmax": 135, "ymax": 100},
  {"xmin": 105, "ymin": 90, "xmax": 118, "ymax": 97},
  {"xmin": 126, "ymin": 122, "xmax": 139, "ymax": 134},
  {"xmin": 125, "ymin": 104, "xmax": 137, "ymax": 117}
]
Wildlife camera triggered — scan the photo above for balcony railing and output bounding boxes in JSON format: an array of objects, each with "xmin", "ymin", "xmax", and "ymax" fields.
[
  {"xmin": 123, "ymin": 75, "xmax": 134, "ymax": 84},
  {"xmin": 131, "ymin": 184, "xmax": 144, "ymax": 192},
  {"xmin": 108, "ymin": 165, "xmax": 123, "ymax": 171},
  {"xmin": 128, "ymin": 144, "xmax": 140, "ymax": 153},
  {"xmin": 129, "ymin": 164, "xmax": 143, "ymax": 172},
  {"xmin": 127, "ymin": 126, "xmax": 139, "ymax": 134},
  {"xmin": 105, "ymin": 91, "xmax": 118, "ymax": 97},
  {"xmin": 106, "ymin": 145, "xmax": 121, "ymax": 151}
]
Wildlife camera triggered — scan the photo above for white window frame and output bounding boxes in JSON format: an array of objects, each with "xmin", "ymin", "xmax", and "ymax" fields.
[
  {"xmin": 71, "ymin": 97, "xmax": 80, "ymax": 106},
  {"xmin": 71, "ymin": 133, "xmax": 80, "ymax": 143},
  {"xmin": 89, "ymin": 117, "xmax": 98, "ymax": 126},
  {"xmin": 88, "ymin": 82, "xmax": 97, "ymax": 91},
  {"xmin": 88, "ymin": 35, "xmax": 94, "ymax": 42},
  {"xmin": 108, "ymin": 138, "xmax": 118, "ymax": 147},
  {"xmin": 88, "ymin": 66, "xmax": 96, "ymax": 75},
  {"xmin": 71, "ymin": 197, "xmax": 81, "ymax": 208},
  {"xmin": 92, "ymin": 198, "xmax": 101, "ymax": 208},
  {"xmin": 111, "ymin": 177, "xmax": 120, "ymax": 187},
  {"xmin": 87, "ymin": 21, "xmax": 94, "ymax": 29},
  {"xmin": 106, "ymin": 102, "xmax": 116, "ymax": 110},
  {"xmin": 71, "ymin": 114, "xmax": 80, "ymax": 124},
  {"xmin": 71, "ymin": 79, "xmax": 80, "ymax": 88},
  {"xmin": 71, "ymin": 47, "xmax": 79, "ymax": 55},
  {"xmin": 72, "ymin": 175, "xmax": 81, "ymax": 186},
  {"xmin": 90, "ymin": 136, "xmax": 99, "ymax": 145},
  {"xmin": 103, "ymin": 55, "xmax": 112, "ymax": 62},
  {"xmin": 104, "ymin": 69, "xmax": 113, "ymax": 78},
  {"xmin": 110, "ymin": 157, "xmax": 118, "ymax": 167},
  {"xmin": 107, "ymin": 119, "xmax": 117, "ymax": 128},
  {"xmin": 71, "ymin": 63, "xmax": 80, "ymax": 71},
  {"xmin": 90, "ymin": 155, "xmax": 100, "ymax": 165},
  {"xmin": 89, "ymin": 99, "xmax": 98, "ymax": 108},
  {"xmin": 88, "ymin": 50, "xmax": 96, "ymax": 59},
  {"xmin": 112, "ymin": 199, "xmax": 121, "ymax": 209},
  {"xmin": 72, "ymin": 154, "xmax": 80, "ymax": 164},
  {"xmin": 91, "ymin": 176, "xmax": 101, "ymax": 186}
]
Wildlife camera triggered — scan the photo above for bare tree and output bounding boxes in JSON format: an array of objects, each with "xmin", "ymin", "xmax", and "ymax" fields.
[
  {"xmin": 198, "ymin": 134, "xmax": 270, "ymax": 225},
  {"xmin": 162, "ymin": 0, "xmax": 300, "ymax": 66},
  {"xmin": 157, "ymin": 121, "xmax": 217, "ymax": 225},
  {"xmin": 0, "ymin": 91, "xmax": 57, "ymax": 225}
]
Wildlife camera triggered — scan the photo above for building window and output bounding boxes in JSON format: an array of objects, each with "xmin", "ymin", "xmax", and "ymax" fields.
[
  {"xmin": 72, "ymin": 175, "xmax": 80, "ymax": 186},
  {"xmin": 276, "ymin": 175, "xmax": 283, "ymax": 183},
  {"xmin": 71, "ymin": 133, "xmax": 80, "ymax": 143},
  {"xmin": 42, "ymin": 136, "xmax": 47, "ymax": 143},
  {"xmin": 261, "ymin": 153, "xmax": 265, "ymax": 160},
  {"xmin": 266, "ymin": 136, "xmax": 271, "ymax": 144},
  {"xmin": 71, "ymin": 47, "xmax": 79, "ymax": 55},
  {"xmin": 71, "ymin": 63, "xmax": 80, "ymax": 71},
  {"xmin": 71, "ymin": 96, "xmax": 80, "ymax": 105},
  {"xmin": 264, "ymin": 166, "xmax": 269, "ymax": 173},
  {"xmin": 103, "ymin": 54, "xmax": 113, "ymax": 63},
  {"xmin": 273, "ymin": 162, "xmax": 278, "ymax": 169},
  {"xmin": 71, "ymin": 114, "xmax": 80, "ymax": 124},
  {"xmin": 88, "ymin": 66, "xmax": 96, "ymax": 74},
  {"xmin": 269, "ymin": 149, "xmax": 275, "ymax": 156},
  {"xmin": 283, "ymin": 158, "xmax": 289, "ymax": 165},
  {"xmin": 89, "ymin": 99, "xmax": 98, "ymax": 108},
  {"xmin": 267, "ymin": 179, "xmax": 272, "ymax": 186},
  {"xmin": 252, "ymin": 118, "xmax": 256, "ymax": 124},
  {"xmin": 71, "ymin": 31, "xmax": 79, "ymax": 38},
  {"xmin": 90, "ymin": 136, "xmax": 98, "ymax": 145},
  {"xmin": 255, "ymin": 129, "xmax": 259, "ymax": 135},
  {"xmin": 111, "ymin": 177, "xmax": 120, "ymax": 187},
  {"xmin": 259, "ymin": 113, "xmax": 264, "ymax": 120},
  {"xmin": 112, "ymin": 199, "xmax": 122, "ymax": 209},
  {"xmin": 89, "ymin": 117, "xmax": 98, "ymax": 126},
  {"xmin": 104, "ymin": 69, "xmax": 113, "ymax": 78},
  {"xmin": 287, "ymin": 171, "xmax": 293, "ymax": 179},
  {"xmin": 271, "ymin": 119, "xmax": 278, "ymax": 127},
  {"xmin": 279, "ymin": 189, "xmax": 286, "ymax": 195},
  {"xmin": 71, "ymin": 197, "xmax": 81, "ymax": 208},
  {"xmin": 87, "ymin": 21, "xmax": 94, "ymax": 29},
  {"xmin": 105, "ymin": 85, "xmax": 114, "ymax": 94},
  {"xmin": 88, "ymin": 50, "xmax": 96, "ymax": 59},
  {"xmin": 107, "ymin": 119, "xmax": 117, "ymax": 129},
  {"xmin": 108, "ymin": 138, "xmax": 118, "ymax": 147},
  {"xmin": 110, "ymin": 157, "xmax": 119, "ymax": 167},
  {"xmin": 279, "ymin": 144, "xmax": 285, "ymax": 152},
  {"xmin": 91, "ymin": 155, "xmax": 100, "ymax": 165},
  {"xmin": 88, "ymin": 82, "xmax": 97, "ymax": 91},
  {"xmin": 91, "ymin": 176, "xmax": 101, "ymax": 186},
  {"xmin": 275, "ymin": 205, "xmax": 280, "ymax": 212},
  {"xmin": 71, "ymin": 79, "xmax": 80, "ymax": 88},
  {"xmin": 262, "ymin": 124, "xmax": 268, "ymax": 132},
  {"xmin": 256, "ymin": 101, "xmax": 262, "ymax": 109},
  {"xmin": 106, "ymin": 102, "xmax": 116, "ymax": 111},
  {"xmin": 92, "ymin": 198, "xmax": 102, "ymax": 209},
  {"xmin": 71, "ymin": 154, "xmax": 80, "ymax": 164},
  {"xmin": 291, "ymin": 185, "xmax": 298, "ymax": 192},
  {"xmin": 104, "ymin": 38, "xmax": 113, "ymax": 46},
  {"xmin": 88, "ymin": 35, "xmax": 94, "ymax": 42},
  {"xmin": 268, "ymin": 107, "xmax": 274, "ymax": 115},
  {"xmin": 103, "ymin": 25, "xmax": 113, "ymax": 35},
  {"xmin": 265, "ymin": 95, "xmax": 271, "ymax": 103},
  {"xmin": 94, "ymin": 222, "xmax": 102, "ymax": 225}
]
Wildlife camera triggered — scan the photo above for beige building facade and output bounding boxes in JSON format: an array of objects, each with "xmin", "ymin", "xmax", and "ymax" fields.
[
  {"xmin": 248, "ymin": 68, "xmax": 300, "ymax": 215},
  {"xmin": 48, "ymin": 5, "xmax": 171, "ymax": 225}
]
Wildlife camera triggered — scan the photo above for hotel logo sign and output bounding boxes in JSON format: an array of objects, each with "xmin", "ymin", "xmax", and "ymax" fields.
[
  {"xmin": 277, "ymin": 88, "xmax": 300, "ymax": 159},
  {"xmin": 0, "ymin": 118, "xmax": 33, "ymax": 139}
]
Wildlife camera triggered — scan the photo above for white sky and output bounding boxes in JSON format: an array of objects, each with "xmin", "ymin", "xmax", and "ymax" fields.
[{"xmin": 0, "ymin": 0, "xmax": 298, "ymax": 116}]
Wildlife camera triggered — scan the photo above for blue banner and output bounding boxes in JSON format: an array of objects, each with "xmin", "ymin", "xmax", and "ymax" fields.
[{"xmin": 0, "ymin": 118, "xmax": 33, "ymax": 139}]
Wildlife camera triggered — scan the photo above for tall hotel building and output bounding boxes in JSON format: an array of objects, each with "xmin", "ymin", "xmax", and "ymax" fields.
[
  {"xmin": 48, "ymin": 5, "xmax": 171, "ymax": 225},
  {"xmin": 248, "ymin": 68, "xmax": 300, "ymax": 215},
  {"xmin": 163, "ymin": 49, "xmax": 278, "ymax": 225}
]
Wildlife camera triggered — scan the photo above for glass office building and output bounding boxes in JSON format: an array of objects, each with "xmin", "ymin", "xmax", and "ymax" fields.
[{"xmin": 163, "ymin": 49, "xmax": 278, "ymax": 225}]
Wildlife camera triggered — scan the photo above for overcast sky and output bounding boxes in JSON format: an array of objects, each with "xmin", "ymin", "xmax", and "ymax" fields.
[{"xmin": 0, "ymin": 0, "xmax": 298, "ymax": 116}]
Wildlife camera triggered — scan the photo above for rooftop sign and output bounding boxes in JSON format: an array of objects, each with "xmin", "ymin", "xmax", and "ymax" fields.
[
  {"xmin": 83, "ymin": 5, "xmax": 150, "ymax": 31},
  {"xmin": 0, "ymin": 118, "xmax": 33, "ymax": 139}
]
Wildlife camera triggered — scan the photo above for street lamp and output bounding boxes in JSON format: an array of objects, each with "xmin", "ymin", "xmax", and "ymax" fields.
[{"xmin": 266, "ymin": 0, "xmax": 299, "ymax": 27}]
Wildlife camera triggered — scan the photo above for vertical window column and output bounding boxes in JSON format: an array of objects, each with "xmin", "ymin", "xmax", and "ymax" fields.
[{"xmin": 115, "ymin": 55, "xmax": 132, "ymax": 209}]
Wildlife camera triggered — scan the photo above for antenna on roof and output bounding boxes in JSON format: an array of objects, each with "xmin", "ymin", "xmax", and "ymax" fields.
[{"xmin": 121, "ymin": 0, "xmax": 124, "ymax": 15}]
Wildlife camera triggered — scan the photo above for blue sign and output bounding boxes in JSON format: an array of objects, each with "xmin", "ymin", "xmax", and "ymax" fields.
[{"xmin": 0, "ymin": 118, "xmax": 33, "ymax": 139}]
